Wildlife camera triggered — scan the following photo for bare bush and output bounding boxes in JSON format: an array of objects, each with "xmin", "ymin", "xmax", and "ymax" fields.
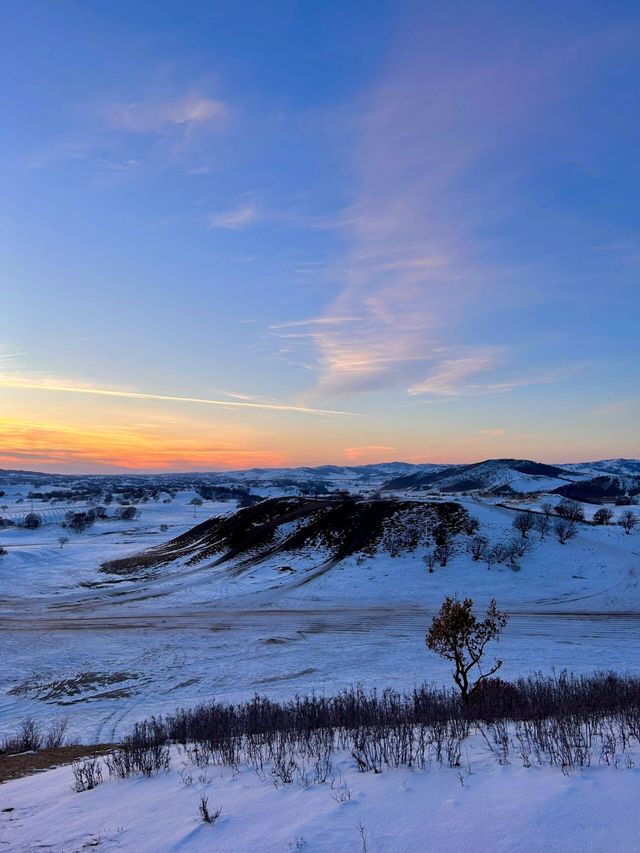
[
  {"xmin": 620, "ymin": 510, "xmax": 638, "ymax": 535},
  {"xmin": 593, "ymin": 507, "xmax": 614, "ymax": 526},
  {"xmin": 468, "ymin": 536, "xmax": 488, "ymax": 562},
  {"xmin": 357, "ymin": 822, "xmax": 369, "ymax": 853},
  {"xmin": 105, "ymin": 719, "xmax": 170, "ymax": 779},
  {"xmin": 533, "ymin": 514, "xmax": 549, "ymax": 540},
  {"xmin": 72, "ymin": 758, "xmax": 104, "ymax": 792},
  {"xmin": 462, "ymin": 517, "xmax": 480, "ymax": 535},
  {"xmin": 329, "ymin": 771, "xmax": 352, "ymax": 802},
  {"xmin": 555, "ymin": 499, "xmax": 585, "ymax": 523},
  {"xmin": 199, "ymin": 795, "xmax": 222, "ymax": 825},
  {"xmin": 490, "ymin": 542, "xmax": 509, "ymax": 564},
  {"xmin": 434, "ymin": 541, "xmax": 454, "ymax": 567},
  {"xmin": 2, "ymin": 718, "xmax": 42, "ymax": 753},
  {"xmin": 423, "ymin": 550, "xmax": 437, "ymax": 573},
  {"xmin": 512, "ymin": 513, "xmax": 534, "ymax": 539},
  {"xmin": 555, "ymin": 518, "xmax": 577, "ymax": 544},
  {"xmin": 44, "ymin": 717, "xmax": 69, "ymax": 749},
  {"xmin": 505, "ymin": 541, "xmax": 523, "ymax": 571},
  {"xmin": 97, "ymin": 670, "xmax": 640, "ymax": 782}
]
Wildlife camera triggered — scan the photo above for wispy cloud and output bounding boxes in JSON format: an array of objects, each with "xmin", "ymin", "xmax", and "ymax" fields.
[
  {"xmin": 28, "ymin": 88, "xmax": 228, "ymax": 175},
  {"xmin": 589, "ymin": 399, "xmax": 637, "ymax": 417},
  {"xmin": 406, "ymin": 362, "xmax": 586, "ymax": 400},
  {"xmin": 465, "ymin": 427, "xmax": 507, "ymax": 442},
  {"xmin": 271, "ymin": 317, "xmax": 360, "ymax": 330},
  {"xmin": 483, "ymin": 365, "xmax": 588, "ymax": 394},
  {"xmin": 276, "ymin": 24, "xmax": 624, "ymax": 402},
  {"xmin": 106, "ymin": 93, "xmax": 226, "ymax": 134},
  {"xmin": 408, "ymin": 351, "xmax": 499, "ymax": 396},
  {"xmin": 343, "ymin": 444, "xmax": 397, "ymax": 462},
  {"xmin": 0, "ymin": 375, "xmax": 357, "ymax": 417},
  {"xmin": 209, "ymin": 203, "xmax": 260, "ymax": 230}
]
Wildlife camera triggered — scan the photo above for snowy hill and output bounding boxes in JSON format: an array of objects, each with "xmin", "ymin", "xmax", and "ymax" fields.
[
  {"xmin": 554, "ymin": 473, "xmax": 640, "ymax": 503},
  {"xmin": 2, "ymin": 488, "xmax": 640, "ymax": 746},
  {"xmin": 562, "ymin": 458, "xmax": 640, "ymax": 478},
  {"xmin": 1, "ymin": 458, "xmax": 637, "ymax": 497},
  {"xmin": 100, "ymin": 496, "xmax": 470, "ymax": 583},
  {"xmin": 382, "ymin": 458, "xmax": 576, "ymax": 494}
]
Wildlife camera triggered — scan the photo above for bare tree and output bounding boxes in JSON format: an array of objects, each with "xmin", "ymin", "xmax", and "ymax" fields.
[
  {"xmin": 462, "ymin": 516, "xmax": 480, "ymax": 536},
  {"xmin": 533, "ymin": 514, "xmax": 549, "ymax": 540},
  {"xmin": 506, "ymin": 541, "xmax": 523, "ymax": 571},
  {"xmin": 555, "ymin": 518, "xmax": 577, "ymax": 544},
  {"xmin": 620, "ymin": 510, "xmax": 638, "ymax": 535},
  {"xmin": 424, "ymin": 523, "xmax": 456, "ymax": 567},
  {"xmin": 512, "ymin": 513, "xmax": 534, "ymax": 539},
  {"xmin": 593, "ymin": 507, "xmax": 614, "ymax": 526},
  {"xmin": 541, "ymin": 502, "xmax": 554, "ymax": 518},
  {"xmin": 490, "ymin": 542, "xmax": 509, "ymax": 564},
  {"xmin": 58, "ymin": 535, "xmax": 69, "ymax": 549},
  {"xmin": 426, "ymin": 597, "xmax": 509, "ymax": 702},
  {"xmin": 483, "ymin": 547, "xmax": 496, "ymax": 571},
  {"xmin": 555, "ymin": 499, "xmax": 584, "ymax": 523},
  {"xmin": 383, "ymin": 528, "xmax": 403, "ymax": 558},
  {"xmin": 434, "ymin": 540, "xmax": 455, "ymax": 567},
  {"xmin": 468, "ymin": 535, "xmax": 488, "ymax": 562},
  {"xmin": 190, "ymin": 497, "xmax": 203, "ymax": 518},
  {"xmin": 423, "ymin": 550, "xmax": 437, "ymax": 573}
]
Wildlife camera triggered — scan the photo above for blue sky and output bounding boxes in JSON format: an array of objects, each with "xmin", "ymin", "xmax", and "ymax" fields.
[{"xmin": 0, "ymin": 1, "xmax": 638, "ymax": 471}]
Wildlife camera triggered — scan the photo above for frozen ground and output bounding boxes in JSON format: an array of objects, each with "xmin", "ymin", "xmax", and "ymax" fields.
[
  {"xmin": 2, "ymin": 741, "xmax": 640, "ymax": 852},
  {"xmin": 1, "ymin": 485, "xmax": 639, "ymax": 742},
  {"xmin": 2, "ymin": 480, "xmax": 640, "ymax": 852}
]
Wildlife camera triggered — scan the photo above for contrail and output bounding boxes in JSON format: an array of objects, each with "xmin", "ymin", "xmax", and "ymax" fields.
[{"xmin": 0, "ymin": 379, "xmax": 357, "ymax": 417}]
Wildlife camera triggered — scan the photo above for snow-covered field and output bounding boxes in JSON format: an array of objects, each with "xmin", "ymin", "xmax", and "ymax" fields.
[
  {"xmin": 3, "ymin": 741, "xmax": 640, "ymax": 852},
  {"xmin": 1, "ymin": 483, "xmax": 639, "ymax": 742},
  {"xmin": 1, "ymin": 472, "xmax": 640, "ymax": 851}
]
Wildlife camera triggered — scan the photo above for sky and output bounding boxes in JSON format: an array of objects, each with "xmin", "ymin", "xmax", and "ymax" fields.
[{"xmin": 0, "ymin": 0, "xmax": 639, "ymax": 473}]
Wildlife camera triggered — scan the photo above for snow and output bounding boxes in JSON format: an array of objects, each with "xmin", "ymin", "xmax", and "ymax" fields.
[
  {"xmin": 2, "ymin": 743, "xmax": 640, "ymax": 852},
  {"xmin": 2, "ymin": 468, "xmax": 640, "ymax": 850},
  {"xmin": 2, "ymin": 488, "xmax": 640, "ymax": 738},
  {"xmin": 1, "ymin": 492, "xmax": 640, "ymax": 742}
]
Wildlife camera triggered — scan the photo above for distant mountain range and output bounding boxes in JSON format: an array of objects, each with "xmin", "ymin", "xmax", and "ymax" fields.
[
  {"xmin": 380, "ymin": 458, "xmax": 640, "ymax": 501},
  {"xmin": 1, "ymin": 457, "xmax": 638, "ymax": 502}
]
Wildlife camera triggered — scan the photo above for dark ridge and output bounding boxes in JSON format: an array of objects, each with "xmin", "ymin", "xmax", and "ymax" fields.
[
  {"xmin": 383, "ymin": 458, "xmax": 571, "ymax": 492},
  {"xmin": 510, "ymin": 461, "xmax": 568, "ymax": 477},
  {"xmin": 381, "ymin": 465, "xmax": 462, "ymax": 491},
  {"xmin": 441, "ymin": 478, "xmax": 484, "ymax": 492},
  {"xmin": 554, "ymin": 475, "xmax": 640, "ymax": 504},
  {"xmin": 100, "ymin": 496, "xmax": 470, "ymax": 576}
]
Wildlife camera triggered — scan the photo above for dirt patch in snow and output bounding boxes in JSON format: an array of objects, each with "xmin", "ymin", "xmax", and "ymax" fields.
[{"xmin": 0, "ymin": 744, "xmax": 114, "ymax": 784}]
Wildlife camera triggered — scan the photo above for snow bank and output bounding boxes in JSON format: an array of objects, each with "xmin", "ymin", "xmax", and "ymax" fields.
[{"xmin": 2, "ymin": 744, "xmax": 640, "ymax": 852}]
